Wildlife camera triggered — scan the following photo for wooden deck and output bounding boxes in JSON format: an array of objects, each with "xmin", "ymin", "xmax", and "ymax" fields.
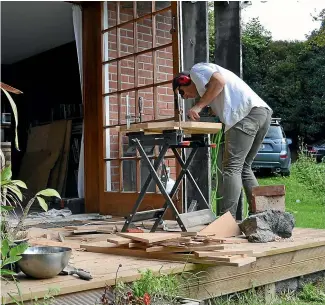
[{"xmin": 2, "ymin": 228, "xmax": 325, "ymax": 303}]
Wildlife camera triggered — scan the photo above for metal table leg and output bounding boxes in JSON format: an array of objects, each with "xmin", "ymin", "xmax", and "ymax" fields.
[
  {"xmin": 172, "ymin": 148, "xmax": 210, "ymax": 209},
  {"xmin": 151, "ymin": 147, "xmax": 200, "ymax": 232},
  {"xmin": 134, "ymin": 139, "xmax": 187, "ymax": 232},
  {"xmin": 121, "ymin": 144, "xmax": 169, "ymax": 232}
]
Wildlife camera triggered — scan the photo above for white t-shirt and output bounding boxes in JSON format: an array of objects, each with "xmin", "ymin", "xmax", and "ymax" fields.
[{"xmin": 190, "ymin": 63, "xmax": 271, "ymax": 131}]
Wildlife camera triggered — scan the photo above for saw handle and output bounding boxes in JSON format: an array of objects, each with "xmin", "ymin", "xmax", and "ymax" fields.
[{"xmin": 73, "ymin": 269, "xmax": 93, "ymax": 281}]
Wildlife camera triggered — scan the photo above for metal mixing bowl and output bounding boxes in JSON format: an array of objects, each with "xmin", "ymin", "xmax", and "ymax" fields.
[{"xmin": 17, "ymin": 246, "xmax": 72, "ymax": 279}]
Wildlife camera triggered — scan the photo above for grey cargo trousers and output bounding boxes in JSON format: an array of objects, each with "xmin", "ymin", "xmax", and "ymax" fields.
[{"xmin": 219, "ymin": 106, "xmax": 272, "ymax": 217}]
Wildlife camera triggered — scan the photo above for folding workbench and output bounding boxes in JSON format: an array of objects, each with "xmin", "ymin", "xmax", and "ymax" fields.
[{"xmin": 120, "ymin": 121, "xmax": 223, "ymax": 232}]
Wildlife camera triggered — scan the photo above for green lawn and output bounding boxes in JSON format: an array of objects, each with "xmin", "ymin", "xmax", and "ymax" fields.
[{"xmin": 257, "ymin": 166, "xmax": 325, "ymax": 229}]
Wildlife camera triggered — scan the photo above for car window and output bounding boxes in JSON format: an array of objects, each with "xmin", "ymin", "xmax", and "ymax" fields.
[{"xmin": 265, "ymin": 126, "xmax": 283, "ymax": 139}]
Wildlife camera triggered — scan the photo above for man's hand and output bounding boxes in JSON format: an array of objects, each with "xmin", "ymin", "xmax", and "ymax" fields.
[{"xmin": 187, "ymin": 105, "xmax": 203, "ymax": 121}]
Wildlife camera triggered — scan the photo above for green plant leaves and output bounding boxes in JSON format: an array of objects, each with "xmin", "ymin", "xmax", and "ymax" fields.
[
  {"xmin": 36, "ymin": 196, "xmax": 48, "ymax": 212},
  {"xmin": 5, "ymin": 185, "xmax": 23, "ymax": 202},
  {"xmin": 11, "ymin": 180, "xmax": 27, "ymax": 189},
  {"xmin": 1, "ymin": 166, "xmax": 12, "ymax": 183},
  {"xmin": 3, "ymin": 255, "xmax": 21, "ymax": 266},
  {"xmin": 1, "ymin": 239, "xmax": 10, "ymax": 259},
  {"xmin": 9, "ymin": 243, "xmax": 28, "ymax": 258},
  {"xmin": 36, "ymin": 188, "xmax": 61, "ymax": 199},
  {"xmin": 0, "ymin": 269, "xmax": 16, "ymax": 276},
  {"xmin": 0, "ymin": 205, "xmax": 15, "ymax": 212}
]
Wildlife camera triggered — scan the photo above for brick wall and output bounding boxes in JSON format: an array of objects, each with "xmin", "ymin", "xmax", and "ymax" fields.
[{"xmin": 103, "ymin": 2, "xmax": 176, "ymax": 191}]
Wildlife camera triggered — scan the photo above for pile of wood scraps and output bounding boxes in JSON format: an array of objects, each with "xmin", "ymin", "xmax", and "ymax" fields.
[
  {"xmin": 79, "ymin": 212, "xmax": 257, "ymax": 267},
  {"xmin": 81, "ymin": 232, "xmax": 256, "ymax": 267}
]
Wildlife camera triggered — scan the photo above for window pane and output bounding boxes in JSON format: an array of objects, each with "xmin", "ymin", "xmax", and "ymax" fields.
[
  {"xmin": 103, "ymin": 2, "xmax": 117, "ymax": 30},
  {"xmin": 155, "ymin": 1, "xmax": 171, "ymax": 11},
  {"xmin": 120, "ymin": 58, "xmax": 135, "ymax": 90},
  {"xmin": 140, "ymin": 160, "xmax": 156, "ymax": 193},
  {"xmin": 103, "ymin": 29, "xmax": 117, "ymax": 61},
  {"xmin": 156, "ymin": 46, "xmax": 173, "ymax": 82},
  {"xmin": 138, "ymin": 87, "xmax": 154, "ymax": 122},
  {"xmin": 157, "ymin": 84, "xmax": 174, "ymax": 119},
  {"xmin": 136, "ymin": 2, "xmax": 152, "ymax": 17},
  {"xmin": 103, "ymin": 62, "xmax": 118, "ymax": 94},
  {"xmin": 119, "ymin": 23, "xmax": 134, "ymax": 56},
  {"xmin": 122, "ymin": 160, "xmax": 136, "ymax": 191},
  {"xmin": 122, "ymin": 134, "xmax": 136, "ymax": 157},
  {"xmin": 137, "ymin": 52, "xmax": 153, "ymax": 86},
  {"xmin": 120, "ymin": 91, "xmax": 136, "ymax": 125},
  {"xmin": 165, "ymin": 158, "xmax": 177, "ymax": 181},
  {"xmin": 155, "ymin": 10, "xmax": 172, "ymax": 46},
  {"xmin": 120, "ymin": 1, "xmax": 134, "ymax": 23},
  {"xmin": 106, "ymin": 160, "xmax": 120, "ymax": 192},
  {"xmin": 104, "ymin": 94, "xmax": 118, "ymax": 126},
  {"xmin": 105, "ymin": 127, "xmax": 119, "ymax": 159},
  {"xmin": 137, "ymin": 17, "xmax": 153, "ymax": 51}
]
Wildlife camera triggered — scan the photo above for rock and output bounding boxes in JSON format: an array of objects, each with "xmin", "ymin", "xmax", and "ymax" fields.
[{"xmin": 239, "ymin": 210, "xmax": 295, "ymax": 243}]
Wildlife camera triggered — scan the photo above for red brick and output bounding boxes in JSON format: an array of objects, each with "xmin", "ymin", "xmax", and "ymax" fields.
[
  {"xmin": 167, "ymin": 103, "xmax": 174, "ymax": 109},
  {"xmin": 142, "ymin": 33, "xmax": 153, "ymax": 42},
  {"xmin": 157, "ymin": 58, "xmax": 166, "ymax": 66},
  {"xmin": 142, "ymin": 101, "xmax": 153, "ymax": 108},
  {"xmin": 120, "ymin": 37, "xmax": 134, "ymax": 45},
  {"xmin": 144, "ymin": 108, "xmax": 154, "ymax": 114},
  {"xmin": 158, "ymin": 109, "xmax": 174, "ymax": 116},
  {"xmin": 121, "ymin": 75, "xmax": 129, "ymax": 83},
  {"xmin": 157, "ymin": 37, "xmax": 172, "ymax": 45},
  {"xmin": 159, "ymin": 66, "xmax": 173, "ymax": 74},
  {"xmin": 158, "ymin": 102, "xmax": 168, "ymax": 109},
  {"xmin": 137, "ymin": 25, "xmax": 151, "ymax": 34},
  {"xmin": 139, "ymin": 70, "xmax": 153, "ymax": 78},
  {"xmin": 109, "ymin": 105, "xmax": 118, "ymax": 112},
  {"xmin": 138, "ymin": 41, "xmax": 152, "ymax": 50},
  {"xmin": 121, "ymin": 67, "xmax": 134, "ymax": 75},
  {"xmin": 143, "ymin": 115, "xmax": 154, "ymax": 121},
  {"xmin": 252, "ymin": 185, "xmax": 286, "ymax": 197},
  {"xmin": 157, "ymin": 87, "xmax": 167, "ymax": 95},
  {"xmin": 108, "ymin": 66, "xmax": 117, "ymax": 73},
  {"xmin": 108, "ymin": 112, "xmax": 119, "ymax": 119}
]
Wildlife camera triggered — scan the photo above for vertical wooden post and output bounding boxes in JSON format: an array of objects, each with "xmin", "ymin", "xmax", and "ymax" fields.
[
  {"xmin": 214, "ymin": 1, "xmax": 243, "ymax": 219},
  {"xmin": 82, "ymin": 2, "xmax": 102, "ymax": 213},
  {"xmin": 181, "ymin": 1, "xmax": 210, "ymax": 211},
  {"xmin": 264, "ymin": 282, "xmax": 276, "ymax": 303}
]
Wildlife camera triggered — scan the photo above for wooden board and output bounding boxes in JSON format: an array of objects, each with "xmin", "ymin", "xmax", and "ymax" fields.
[
  {"xmin": 194, "ymin": 250, "xmax": 254, "ymax": 258},
  {"xmin": 199, "ymin": 212, "xmax": 241, "ymax": 237},
  {"xmin": 119, "ymin": 121, "xmax": 223, "ymax": 135},
  {"xmin": 58, "ymin": 119, "xmax": 72, "ymax": 195},
  {"xmin": 107, "ymin": 236, "xmax": 133, "ymax": 245},
  {"xmin": 48, "ymin": 120, "xmax": 68, "ymax": 190},
  {"xmin": 146, "ymin": 244, "xmax": 225, "ymax": 253},
  {"xmin": 19, "ymin": 121, "xmax": 68, "ymax": 194},
  {"xmin": 116, "ymin": 232, "xmax": 181, "ymax": 244}
]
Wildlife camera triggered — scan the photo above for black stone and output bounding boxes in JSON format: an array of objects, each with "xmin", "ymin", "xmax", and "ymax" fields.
[{"xmin": 239, "ymin": 210, "xmax": 295, "ymax": 243}]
